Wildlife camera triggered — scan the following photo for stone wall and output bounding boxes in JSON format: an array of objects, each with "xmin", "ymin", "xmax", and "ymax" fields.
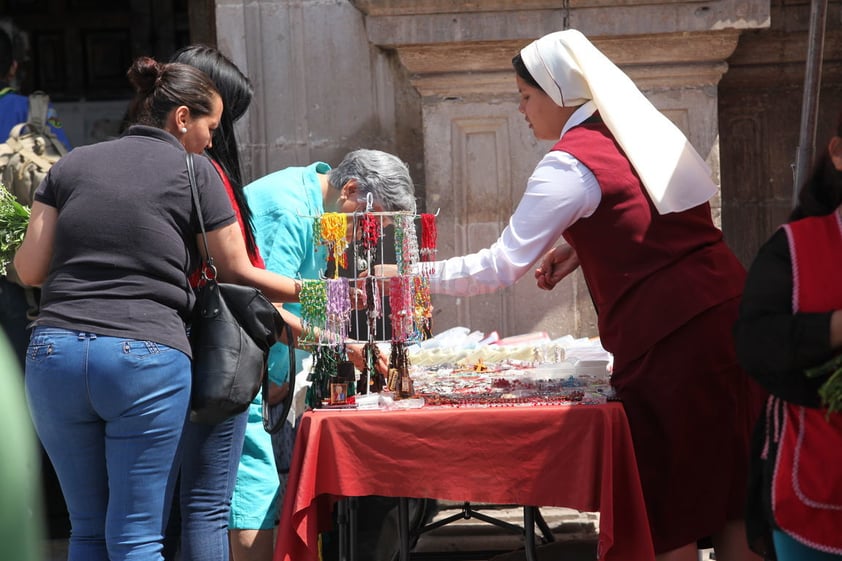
[{"xmin": 215, "ymin": 0, "xmax": 423, "ymax": 183}]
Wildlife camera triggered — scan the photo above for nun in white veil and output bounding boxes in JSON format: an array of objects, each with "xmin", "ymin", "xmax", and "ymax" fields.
[
  {"xmin": 512, "ymin": 29, "xmax": 764, "ymax": 561},
  {"xmin": 418, "ymin": 28, "xmax": 765, "ymax": 561}
]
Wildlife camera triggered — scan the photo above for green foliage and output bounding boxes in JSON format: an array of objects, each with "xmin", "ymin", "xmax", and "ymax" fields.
[
  {"xmin": 0, "ymin": 184, "xmax": 30, "ymax": 276},
  {"xmin": 805, "ymin": 353, "xmax": 842, "ymax": 415}
]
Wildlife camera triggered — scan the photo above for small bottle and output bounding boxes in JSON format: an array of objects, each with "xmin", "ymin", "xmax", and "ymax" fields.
[{"xmin": 398, "ymin": 366, "xmax": 414, "ymax": 399}]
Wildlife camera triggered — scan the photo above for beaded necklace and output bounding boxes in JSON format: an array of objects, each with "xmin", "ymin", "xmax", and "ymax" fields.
[
  {"xmin": 319, "ymin": 212, "xmax": 348, "ymax": 276},
  {"xmin": 388, "ymin": 275, "xmax": 415, "ymax": 342},
  {"xmin": 325, "ymin": 277, "xmax": 351, "ymax": 344},
  {"xmin": 305, "ymin": 343, "xmax": 344, "ymax": 409},
  {"xmin": 365, "ymin": 275, "xmax": 381, "ymax": 337},
  {"xmin": 387, "ymin": 341, "xmax": 413, "ymax": 398},
  {"xmin": 360, "ymin": 342, "xmax": 385, "ymax": 394},
  {"xmin": 394, "ymin": 214, "xmax": 419, "ymax": 276},
  {"xmin": 413, "ymin": 275, "xmax": 432, "ymax": 338},
  {"xmin": 420, "ymin": 213, "xmax": 438, "ymax": 275},
  {"xmin": 299, "ymin": 279, "xmax": 326, "ymax": 344},
  {"xmin": 354, "ymin": 212, "xmax": 380, "ymax": 272}
]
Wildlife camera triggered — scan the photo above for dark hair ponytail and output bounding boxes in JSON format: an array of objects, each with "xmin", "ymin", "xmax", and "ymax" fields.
[{"xmin": 126, "ymin": 56, "xmax": 219, "ymax": 129}]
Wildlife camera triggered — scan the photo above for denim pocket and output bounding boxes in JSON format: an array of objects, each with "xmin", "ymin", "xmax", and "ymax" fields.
[
  {"xmin": 26, "ymin": 338, "xmax": 54, "ymax": 364},
  {"xmin": 120, "ymin": 339, "xmax": 173, "ymax": 360},
  {"xmin": 25, "ymin": 328, "xmax": 60, "ymax": 364}
]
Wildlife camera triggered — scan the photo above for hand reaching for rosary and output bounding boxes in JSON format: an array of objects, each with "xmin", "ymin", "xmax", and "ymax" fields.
[
  {"xmin": 348, "ymin": 283, "xmax": 367, "ymax": 311},
  {"xmin": 346, "ymin": 341, "xmax": 389, "ymax": 376}
]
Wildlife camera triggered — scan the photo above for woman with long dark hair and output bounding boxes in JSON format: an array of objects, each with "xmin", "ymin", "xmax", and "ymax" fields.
[{"xmin": 166, "ymin": 45, "xmax": 285, "ymax": 561}]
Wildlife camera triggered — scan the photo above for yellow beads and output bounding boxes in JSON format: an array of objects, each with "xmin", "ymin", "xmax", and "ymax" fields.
[{"xmin": 319, "ymin": 212, "xmax": 348, "ymax": 277}]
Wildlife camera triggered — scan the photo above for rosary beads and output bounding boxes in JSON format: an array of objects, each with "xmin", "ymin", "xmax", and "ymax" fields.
[
  {"xmin": 325, "ymin": 277, "xmax": 351, "ymax": 343},
  {"xmin": 420, "ymin": 213, "xmax": 437, "ymax": 274},
  {"xmin": 300, "ymin": 209, "xmax": 438, "ymax": 407},
  {"xmin": 394, "ymin": 214, "xmax": 419, "ymax": 276},
  {"xmin": 356, "ymin": 212, "xmax": 380, "ymax": 272},
  {"xmin": 319, "ymin": 212, "xmax": 348, "ymax": 276},
  {"xmin": 389, "ymin": 275, "xmax": 415, "ymax": 342},
  {"xmin": 306, "ymin": 343, "xmax": 345, "ymax": 408},
  {"xmin": 299, "ymin": 279, "xmax": 326, "ymax": 343},
  {"xmin": 365, "ymin": 275, "xmax": 381, "ymax": 337}
]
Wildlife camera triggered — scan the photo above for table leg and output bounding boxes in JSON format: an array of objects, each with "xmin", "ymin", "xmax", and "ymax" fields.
[
  {"xmin": 523, "ymin": 506, "xmax": 538, "ymax": 561},
  {"xmin": 534, "ymin": 508, "xmax": 555, "ymax": 543},
  {"xmin": 337, "ymin": 499, "xmax": 348, "ymax": 561},
  {"xmin": 349, "ymin": 497, "xmax": 358, "ymax": 561},
  {"xmin": 398, "ymin": 497, "xmax": 410, "ymax": 561}
]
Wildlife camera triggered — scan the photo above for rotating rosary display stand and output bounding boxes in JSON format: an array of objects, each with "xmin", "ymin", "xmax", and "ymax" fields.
[{"xmin": 297, "ymin": 193, "xmax": 438, "ymax": 409}]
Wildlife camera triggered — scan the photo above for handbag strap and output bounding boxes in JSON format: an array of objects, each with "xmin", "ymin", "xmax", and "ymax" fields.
[
  {"xmin": 185, "ymin": 153, "xmax": 216, "ymax": 278},
  {"xmin": 185, "ymin": 152, "xmax": 295, "ymax": 434},
  {"xmin": 262, "ymin": 352, "xmax": 295, "ymax": 434}
]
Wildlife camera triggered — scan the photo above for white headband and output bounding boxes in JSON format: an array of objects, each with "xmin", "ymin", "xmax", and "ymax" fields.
[{"xmin": 520, "ymin": 29, "xmax": 717, "ymax": 214}]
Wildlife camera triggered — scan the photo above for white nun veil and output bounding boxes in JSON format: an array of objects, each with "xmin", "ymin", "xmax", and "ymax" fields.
[{"xmin": 520, "ymin": 29, "xmax": 717, "ymax": 214}]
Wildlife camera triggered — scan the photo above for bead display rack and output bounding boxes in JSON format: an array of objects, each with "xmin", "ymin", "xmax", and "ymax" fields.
[{"xmin": 298, "ymin": 194, "xmax": 437, "ymax": 408}]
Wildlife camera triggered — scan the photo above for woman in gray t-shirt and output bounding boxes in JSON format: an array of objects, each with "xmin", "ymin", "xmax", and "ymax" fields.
[{"xmin": 13, "ymin": 56, "xmax": 296, "ymax": 561}]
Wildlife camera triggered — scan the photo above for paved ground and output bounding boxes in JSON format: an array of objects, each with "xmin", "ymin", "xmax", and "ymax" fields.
[
  {"xmin": 412, "ymin": 502, "xmax": 715, "ymax": 561},
  {"xmin": 43, "ymin": 503, "xmax": 717, "ymax": 560},
  {"xmin": 412, "ymin": 503, "xmax": 598, "ymax": 560}
]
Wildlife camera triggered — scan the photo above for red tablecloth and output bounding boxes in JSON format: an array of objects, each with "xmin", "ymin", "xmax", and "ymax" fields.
[{"xmin": 275, "ymin": 402, "xmax": 654, "ymax": 561}]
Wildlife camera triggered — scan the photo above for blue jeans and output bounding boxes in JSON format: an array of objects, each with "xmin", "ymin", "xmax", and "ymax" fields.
[
  {"xmin": 25, "ymin": 327, "xmax": 191, "ymax": 561},
  {"xmin": 177, "ymin": 409, "xmax": 248, "ymax": 560}
]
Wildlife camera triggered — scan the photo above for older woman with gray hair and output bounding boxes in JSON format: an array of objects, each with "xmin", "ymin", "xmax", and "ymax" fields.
[
  {"xmin": 418, "ymin": 29, "xmax": 766, "ymax": 561},
  {"xmin": 227, "ymin": 148, "xmax": 416, "ymax": 560},
  {"xmin": 327, "ymin": 148, "xmax": 417, "ymax": 215}
]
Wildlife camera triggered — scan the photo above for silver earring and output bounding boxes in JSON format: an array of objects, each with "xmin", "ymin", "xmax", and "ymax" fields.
[{"xmin": 180, "ymin": 127, "xmax": 187, "ymax": 134}]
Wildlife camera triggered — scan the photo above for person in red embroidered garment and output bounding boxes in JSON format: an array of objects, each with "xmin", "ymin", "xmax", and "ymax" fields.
[{"xmin": 734, "ymin": 115, "xmax": 842, "ymax": 561}]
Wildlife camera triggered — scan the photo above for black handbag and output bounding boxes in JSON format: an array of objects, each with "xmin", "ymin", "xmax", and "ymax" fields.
[{"xmin": 186, "ymin": 153, "xmax": 294, "ymax": 432}]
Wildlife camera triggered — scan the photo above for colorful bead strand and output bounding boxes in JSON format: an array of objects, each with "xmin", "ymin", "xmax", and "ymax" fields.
[
  {"xmin": 325, "ymin": 277, "xmax": 351, "ymax": 344},
  {"xmin": 394, "ymin": 214, "xmax": 419, "ymax": 276},
  {"xmin": 305, "ymin": 343, "xmax": 344, "ymax": 409},
  {"xmin": 420, "ymin": 213, "xmax": 437, "ymax": 275},
  {"xmin": 413, "ymin": 275, "xmax": 432, "ymax": 338},
  {"xmin": 312, "ymin": 215, "xmax": 322, "ymax": 252},
  {"xmin": 360, "ymin": 212, "xmax": 380, "ymax": 252},
  {"xmin": 299, "ymin": 279, "xmax": 326, "ymax": 344},
  {"xmin": 388, "ymin": 275, "xmax": 414, "ymax": 342},
  {"xmin": 319, "ymin": 212, "xmax": 348, "ymax": 277},
  {"xmin": 365, "ymin": 275, "xmax": 381, "ymax": 338}
]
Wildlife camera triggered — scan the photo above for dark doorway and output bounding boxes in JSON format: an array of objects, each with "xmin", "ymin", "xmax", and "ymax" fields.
[{"xmin": 2, "ymin": 0, "xmax": 215, "ymax": 146}]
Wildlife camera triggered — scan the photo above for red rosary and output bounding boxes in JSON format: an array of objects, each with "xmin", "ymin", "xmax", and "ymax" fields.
[{"xmin": 420, "ymin": 213, "xmax": 437, "ymax": 274}]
